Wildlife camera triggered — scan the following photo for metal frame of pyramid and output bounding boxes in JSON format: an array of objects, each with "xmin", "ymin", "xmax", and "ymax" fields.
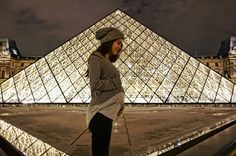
[{"xmin": 1, "ymin": 9, "xmax": 236, "ymax": 104}]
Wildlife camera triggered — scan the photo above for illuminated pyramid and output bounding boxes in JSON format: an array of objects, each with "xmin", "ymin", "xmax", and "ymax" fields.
[{"xmin": 1, "ymin": 9, "xmax": 236, "ymax": 104}]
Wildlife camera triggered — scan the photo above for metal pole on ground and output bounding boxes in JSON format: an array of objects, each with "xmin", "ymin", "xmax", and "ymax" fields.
[
  {"xmin": 70, "ymin": 128, "xmax": 88, "ymax": 145},
  {"xmin": 123, "ymin": 114, "xmax": 132, "ymax": 146}
]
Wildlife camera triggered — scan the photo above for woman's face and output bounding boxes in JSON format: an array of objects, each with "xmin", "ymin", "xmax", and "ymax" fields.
[{"xmin": 111, "ymin": 39, "xmax": 123, "ymax": 56}]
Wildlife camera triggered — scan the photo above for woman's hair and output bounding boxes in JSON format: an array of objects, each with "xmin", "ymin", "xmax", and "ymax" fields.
[
  {"xmin": 97, "ymin": 40, "xmax": 115, "ymax": 56},
  {"xmin": 85, "ymin": 40, "xmax": 115, "ymax": 77}
]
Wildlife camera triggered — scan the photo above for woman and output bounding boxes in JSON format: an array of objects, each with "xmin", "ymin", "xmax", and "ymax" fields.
[{"xmin": 86, "ymin": 27, "xmax": 125, "ymax": 156}]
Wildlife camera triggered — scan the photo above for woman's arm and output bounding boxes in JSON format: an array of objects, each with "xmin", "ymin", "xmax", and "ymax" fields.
[{"xmin": 89, "ymin": 55, "xmax": 121, "ymax": 92}]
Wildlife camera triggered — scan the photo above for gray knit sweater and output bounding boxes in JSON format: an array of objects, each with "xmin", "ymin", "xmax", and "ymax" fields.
[{"xmin": 88, "ymin": 51, "xmax": 124, "ymax": 105}]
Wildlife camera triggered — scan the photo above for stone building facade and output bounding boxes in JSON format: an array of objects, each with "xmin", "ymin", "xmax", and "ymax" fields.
[
  {"xmin": 197, "ymin": 36, "xmax": 236, "ymax": 83},
  {"xmin": 0, "ymin": 38, "xmax": 41, "ymax": 83}
]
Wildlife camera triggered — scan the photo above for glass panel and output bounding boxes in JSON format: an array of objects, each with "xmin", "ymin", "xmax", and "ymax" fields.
[
  {"xmin": 45, "ymin": 51, "xmax": 55, "ymax": 62},
  {"xmin": 159, "ymin": 46, "xmax": 170, "ymax": 56},
  {"xmin": 202, "ymin": 86, "xmax": 216, "ymax": 102},
  {"xmin": 121, "ymin": 78, "xmax": 130, "ymax": 91},
  {"xmin": 3, "ymin": 87, "xmax": 17, "ymax": 102},
  {"xmin": 64, "ymin": 86, "xmax": 77, "ymax": 102},
  {"xmin": 220, "ymin": 77, "xmax": 234, "ymax": 92},
  {"xmin": 165, "ymin": 41, "xmax": 174, "ymax": 50},
  {"xmin": 139, "ymin": 69, "xmax": 151, "ymax": 83},
  {"xmin": 166, "ymin": 94, "xmax": 178, "ymax": 103},
  {"xmin": 70, "ymin": 94, "xmax": 83, "ymax": 103},
  {"xmin": 139, "ymin": 86, "xmax": 153, "ymax": 103},
  {"xmin": 215, "ymin": 94, "xmax": 228, "ymax": 103},
  {"xmin": 125, "ymin": 70, "xmax": 136, "ymax": 84},
  {"xmin": 78, "ymin": 86, "xmax": 90, "ymax": 103},
  {"xmin": 163, "ymin": 56, "xmax": 174, "ymax": 68},
  {"xmin": 205, "ymin": 77, "xmax": 219, "ymax": 91},
  {"xmin": 209, "ymin": 70, "xmax": 221, "ymax": 82},
  {"xmin": 171, "ymin": 63, "xmax": 182, "ymax": 75},
  {"xmin": 157, "ymin": 63, "xmax": 169, "ymax": 76},
  {"xmin": 54, "ymin": 47, "xmax": 64, "ymax": 58},
  {"xmin": 147, "ymin": 77, "xmax": 160, "ymax": 92},
  {"xmin": 171, "ymin": 86, "xmax": 185, "ymax": 102},
  {"xmin": 175, "ymin": 57, "xmax": 187, "ymax": 68},
  {"xmin": 186, "ymin": 85, "xmax": 201, "ymax": 102},
  {"xmin": 6, "ymin": 95, "xmax": 18, "ymax": 103},
  {"xmin": 167, "ymin": 51, "xmax": 178, "ymax": 62},
  {"xmin": 60, "ymin": 57, "xmax": 71, "ymax": 68},
  {"xmin": 198, "ymin": 63, "xmax": 210, "ymax": 75},
  {"xmin": 161, "ymin": 78, "xmax": 174, "ymax": 92},
  {"xmin": 126, "ymin": 85, "xmax": 139, "ymax": 103},
  {"xmin": 172, "ymin": 46, "xmax": 182, "ymax": 55},
  {"xmin": 73, "ymin": 55, "xmax": 84, "ymax": 68},
  {"xmin": 48, "ymin": 86, "xmax": 63, "ymax": 102},
  {"xmin": 133, "ymin": 78, "xmax": 145, "ymax": 93},
  {"xmin": 33, "ymin": 86, "xmax": 47, "ymax": 101},
  {"xmin": 53, "ymin": 94, "xmax": 66, "ymax": 103},
  {"xmin": 38, "ymin": 66, "xmax": 50, "ymax": 79},
  {"xmin": 195, "ymin": 70, "xmax": 207, "ymax": 85},
  {"xmin": 55, "ymin": 70, "xmax": 67, "ymax": 83},
  {"xmin": 25, "ymin": 64, "xmax": 37, "ymax": 75},
  {"xmin": 35, "ymin": 58, "xmax": 46, "ymax": 68},
  {"xmin": 73, "ymin": 77, "xmax": 87, "ymax": 92},
  {"xmin": 41, "ymin": 70, "xmax": 53, "ymax": 84},
  {"xmin": 48, "ymin": 56, "xmax": 59, "ymax": 68},
  {"xmin": 183, "ymin": 94, "xmax": 195, "ymax": 103},
  {"xmin": 22, "ymin": 94, "xmax": 34, "ymax": 104},
  {"xmin": 217, "ymin": 86, "xmax": 231, "ymax": 102},
  {"xmin": 181, "ymin": 63, "xmax": 196, "ymax": 82},
  {"xmin": 176, "ymin": 77, "xmax": 189, "ymax": 93},
  {"xmin": 59, "ymin": 78, "xmax": 72, "ymax": 92},
  {"xmin": 27, "ymin": 70, "xmax": 39, "ymax": 84},
  {"xmin": 37, "ymin": 94, "xmax": 50, "ymax": 103},
  {"xmin": 156, "ymin": 85, "xmax": 169, "ymax": 101},
  {"xmin": 191, "ymin": 77, "xmax": 204, "ymax": 92},
  {"xmin": 149, "ymin": 94, "xmax": 163, "ymax": 103},
  {"xmin": 179, "ymin": 51, "xmax": 190, "ymax": 61},
  {"xmin": 189, "ymin": 57, "xmax": 200, "ymax": 67},
  {"xmin": 14, "ymin": 71, "xmax": 26, "ymax": 84},
  {"xmin": 65, "ymin": 63, "xmax": 76, "ymax": 76},
  {"xmin": 18, "ymin": 86, "xmax": 32, "ymax": 102},
  {"xmin": 1, "ymin": 78, "xmax": 14, "ymax": 92},
  {"xmin": 29, "ymin": 78, "xmax": 43, "ymax": 92},
  {"xmin": 44, "ymin": 78, "xmax": 57, "ymax": 92},
  {"xmin": 69, "ymin": 70, "xmax": 81, "ymax": 84},
  {"xmin": 198, "ymin": 94, "xmax": 211, "ymax": 103},
  {"xmin": 157, "ymin": 36, "xmax": 166, "ymax": 45}
]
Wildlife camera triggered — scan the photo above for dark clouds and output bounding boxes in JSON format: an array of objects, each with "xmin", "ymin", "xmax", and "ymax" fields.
[
  {"xmin": 0, "ymin": 0, "xmax": 235, "ymax": 56},
  {"xmin": 121, "ymin": 0, "xmax": 236, "ymax": 56}
]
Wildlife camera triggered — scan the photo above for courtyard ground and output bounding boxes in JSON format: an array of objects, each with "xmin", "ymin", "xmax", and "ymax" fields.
[{"xmin": 0, "ymin": 105, "xmax": 235, "ymax": 156}]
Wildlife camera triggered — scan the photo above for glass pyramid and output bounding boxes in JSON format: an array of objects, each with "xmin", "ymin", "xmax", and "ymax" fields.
[{"xmin": 1, "ymin": 9, "xmax": 236, "ymax": 104}]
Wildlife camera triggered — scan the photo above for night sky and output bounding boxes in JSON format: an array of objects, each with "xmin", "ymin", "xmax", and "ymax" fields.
[{"xmin": 0, "ymin": 0, "xmax": 236, "ymax": 57}]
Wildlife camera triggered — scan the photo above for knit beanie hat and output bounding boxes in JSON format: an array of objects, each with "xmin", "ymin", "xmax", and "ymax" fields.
[{"xmin": 95, "ymin": 27, "xmax": 124, "ymax": 44}]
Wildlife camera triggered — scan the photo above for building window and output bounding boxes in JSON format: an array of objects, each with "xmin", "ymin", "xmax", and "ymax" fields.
[
  {"xmin": 21, "ymin": 63, "xmax": 24, "ymax": 67},
  {"xmin": 2, "ymin": 71, "xmax": 5, "ymax": 78},
  {"xmin": 215, "ymin": 63, "xmax": 218, "ymax": 66},
  {"xmin": 206, "ymin": 63, "xmax": 209, "ymax": 66}
]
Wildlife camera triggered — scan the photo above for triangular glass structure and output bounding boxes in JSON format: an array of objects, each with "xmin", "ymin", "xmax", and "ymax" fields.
[{"xmin": 1, "ymin": 9, "xmax": 236, "ymax": 104}]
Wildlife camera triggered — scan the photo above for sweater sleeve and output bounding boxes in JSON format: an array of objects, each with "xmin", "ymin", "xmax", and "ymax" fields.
[{"xmin": 89, "ymin": 55, "xmax": 121, "ymax": 92}]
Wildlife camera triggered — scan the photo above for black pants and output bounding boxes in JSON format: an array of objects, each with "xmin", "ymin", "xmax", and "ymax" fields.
[{"xmin": 89, "ymin": 112, "xmax": 113, "ymax": 156}]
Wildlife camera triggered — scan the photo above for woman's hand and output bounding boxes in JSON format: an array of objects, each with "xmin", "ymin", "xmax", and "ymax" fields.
[{"xmin": 117, "ymin": 105, "xmax": 124, "ymax": 117}]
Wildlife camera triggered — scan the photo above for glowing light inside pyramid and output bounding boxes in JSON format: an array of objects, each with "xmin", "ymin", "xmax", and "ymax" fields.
[{"xmin": 0, "ymin": 9, "xmax": 236, "ymax": 104}]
